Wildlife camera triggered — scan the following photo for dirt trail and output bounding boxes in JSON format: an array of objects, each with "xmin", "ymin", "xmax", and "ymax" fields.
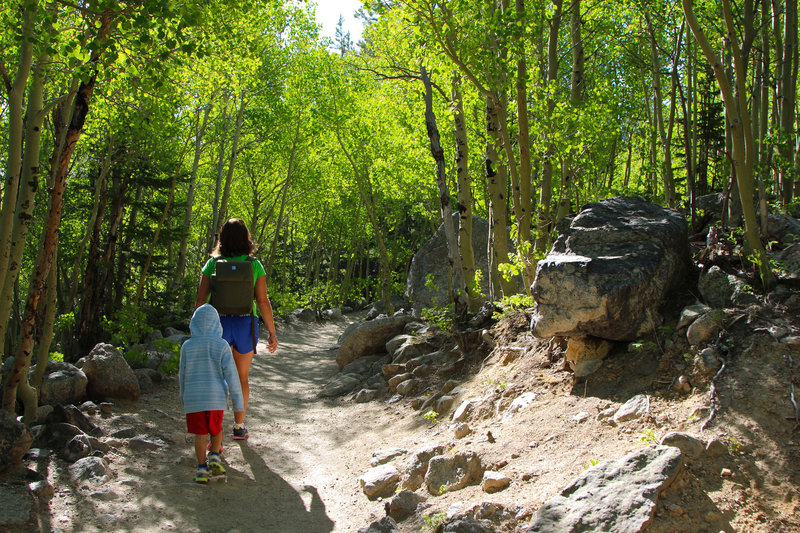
[{"xmin": 47, "ymin": 318, "xmax": 407, "ymax": 533}]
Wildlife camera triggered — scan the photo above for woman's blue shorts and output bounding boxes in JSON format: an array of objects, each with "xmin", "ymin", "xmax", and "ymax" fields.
[{"xmin": 219, "ymin": 315, "xmax": 259, "ymax": 354}]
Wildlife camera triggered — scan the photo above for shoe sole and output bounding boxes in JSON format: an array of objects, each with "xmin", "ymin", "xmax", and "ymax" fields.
[
  {"xmin": 195, "ymin": 477, "xmax": 209, "ymax": 484},
  {"xmin": 209, "ymin": 463, "xmax": 226, "ymax": 476},
  {"xmin": 232, "ymin": 435, "xmax": 248, "ymax": 440}
]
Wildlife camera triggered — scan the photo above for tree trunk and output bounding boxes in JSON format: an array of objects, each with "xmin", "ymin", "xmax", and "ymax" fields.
[
  {"xmin": 69, "ymin": 137, "xmax": 113, "ymax": 306},
  {"xmin": 778, "ymin": 0, "xmax": 798, "ymax": 205},
  {"xmin": 217, "ymin": 89, "xmax": 248, "ymax": 234},
  {"xmin": 535, "ymin": 0, "xmax": 563, "ymax": 254},
  {"xmin": 0, "ymin": 3, "xmax": 37, "ymax": 362},
  {"xmin": 485, "ymin": 95, "xmax": 516, "ymax": 298},
  {"xmin": 0, "ymin": 39, "xmax": 48, "ymax": 362},
  {"xmin": 452, "ymin": 75, "xmax": 480, "ymax": 311},
  {"xmin": 683, "ymin": 0, "xmax": 775, "ymax": 289},
  {"xmin": 422, "ymin": 65, "xmax": 467, "ymax": 314},
  {"xmin": 172, "ymin": 104, "xmax": 212, "ymax": 290},
  {"xmin": 133, "ymin": 125, "xmax": 194, "ymax": 306},
  {"xmin": 3, "ymin": 73, "xmax": 97, "ymax": 412}
]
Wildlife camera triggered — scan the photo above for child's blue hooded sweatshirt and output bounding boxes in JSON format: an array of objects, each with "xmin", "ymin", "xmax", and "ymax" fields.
[{"xmin": 179, "ymin": 304, "xmax": 244, "ymax": 414}]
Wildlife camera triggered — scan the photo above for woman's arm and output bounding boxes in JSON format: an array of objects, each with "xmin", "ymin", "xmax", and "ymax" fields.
[
  {"xmin": 194, "ymin": 274, "xmax": 211, "ymax": 310},
  {"xmin": 255, "ymin": 275, "xmax": 278, "ymax": 353}
]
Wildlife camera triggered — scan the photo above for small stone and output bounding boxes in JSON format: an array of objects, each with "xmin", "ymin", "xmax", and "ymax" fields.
[
  {"xmin": 673, "ymin": 375, "xmax": 692, "ymax": 393},
  {"xmin": 572, "ymin": 412, "xmax": 590, "ymax": 423},
  {"xmin": 99, "ymin": 402, "xmax": 113, "ymax": 415},
  {"xmin": 706, "ymin": 438, "xmax": 729, "ymax": 458},
  {"xmin": 481, "ymin": 471, "xmax": 511, "ymax": 493},
  {"xmin": 721, "ymin": 468, "xmax": 733, "ymax": 477},
  {"xmin": 453, "ymin": 423, "xmax": 471, "ymax": 439}
]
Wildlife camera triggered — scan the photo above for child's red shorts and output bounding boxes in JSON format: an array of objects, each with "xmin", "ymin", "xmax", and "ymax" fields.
[{"xmin": 186, "ymin": 410, "xmax": 224, "ymax": 435}]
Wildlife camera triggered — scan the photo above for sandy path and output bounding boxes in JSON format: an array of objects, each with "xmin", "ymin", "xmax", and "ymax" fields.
[{"xmin": 48, "ymin": 318, "xmax": 412, "ymax": 533}]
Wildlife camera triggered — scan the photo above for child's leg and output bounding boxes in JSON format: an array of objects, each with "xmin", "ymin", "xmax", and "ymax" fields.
[
  {"xmin": 194, "ymin": 434, "xmax": 207, "ymax": 464},
  {"xmin": 209, "ymin": 431, "xmax": 223, "ymax": 454}
]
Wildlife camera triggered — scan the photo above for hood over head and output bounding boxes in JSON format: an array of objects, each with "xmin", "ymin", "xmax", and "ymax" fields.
[{"xmin": 190, "ymin": 303, "xmax": 223, "ymax": 338}]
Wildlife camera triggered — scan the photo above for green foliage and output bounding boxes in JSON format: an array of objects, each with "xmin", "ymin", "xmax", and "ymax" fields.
[
  {"xmin": 639, "ymin": 428, "xmax": 657, "ymax": 445},
  {"xmin": 154, "ymin": 338, "xmax": 181, "ymax": 376},
  {"xmin": 423, "ymin": 410, "xmax": 440, "ymax": 424},
  {"xmin": 102, "ymin": 304, "xmax": 153, "ymax": 348},
  {"xmin": 422, "ymin": 511, "xmax": 447, "ymax": 531},
  {"xmin": 726, "ymin": 436, "xmax": 743, "ymax": 453},
  {"xmin": 629, "ymin": 340, "xmax": 658, "ymax": 352},
  {"xmin": 421, "ymin": 304, "xmax": 454, "ymax": 334},
  {"xmin": 582, "ymin": 458, "xmax": 600, "ymax": 470},
  {"xmin": 49, "ymin": 352, "xmax": 65, "ymax": 363},
  {"xmin": 493, "ymin": 293, "xmax": 535, "ymax": 320}
]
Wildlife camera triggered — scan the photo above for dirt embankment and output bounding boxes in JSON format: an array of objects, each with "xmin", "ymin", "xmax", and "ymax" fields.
[{"xmin": 25, "ymin": 304, "xmax": 800, "ymax": 532}]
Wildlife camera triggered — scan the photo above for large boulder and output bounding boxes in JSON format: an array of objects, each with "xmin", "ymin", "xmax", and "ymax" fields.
[
  {"xmin": 526, "ymin": 445, "xmax": 682, "ymax": 533},
  {"xmin": 337, "ymin": 315, "xmax": 415, "ymax": 370},
  {"xmin": 38, "ymin": 361, "xmax": 88, "ymax": 406},
  {"xmin": 424, "ymin": 450, "xmax": 483, "ymax": 495},
  {"xmin": 406, "ymin": 214, "xmax": 498, "ymax": 313},
  {"xmin": 531, "ymin": 196, "xmax": 689, "ymax": 342},
  {"xmin": 77, "ymin": 343, "xmax": 140, "ymax": 401}
]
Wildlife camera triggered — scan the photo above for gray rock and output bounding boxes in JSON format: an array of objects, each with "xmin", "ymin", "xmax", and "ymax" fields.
[
  {"xmin": 322, "ymin": 308, "xmax": 343, "ymax": 320},
  {"xmin": 687, "ymin": 312, "xmax": 722, "ymax": 346},
  {"xmin": 0, "ymin": 409, "xmax": 33, "ymax": 472},
  {"xmin": 62, "ymin": 433, "xmax": 93, "ymax": 462},
  {"xmin": 775, "ymin": 242, "xmax": 800, "ymax": 281},
  {"xmin": 77, "ymin": 343, "xmax": 140, "ymax": 401},
  {"xmin": 358, "ymin": 516, "xmax": 399, "ymax": 533},
  {"xmin": 390, "ymin": 340, "xmax": 425, "ymax": 364},
  {"xmin": 453, "ymin": 423, "xmax": 471, "ymax": 439},
  {"xmin": 38, "ymin": 361, "xmax": 88, "ymax": 406},
  {"xmin": 68, "ymin": 456, "xmax": 112, "ymax": 482},
  {"xmin": 443, "ymin": 518, "xmax": 495, "ymax": 533},
  {"xmin": 52, "ymin": 404, "xmax": 103, "ymax": 437},
  {"xmin": 371, "ymin": 448, "xmax": 408, "ymax": 467},
  {"xmin": 676, "ymin": 304, "xmax": 711, "ymax": 330},
  {"xmin": 452, "ymin": 398, "xmax": 479, "ymax": 423},
  {"xmin": 127, "ymin": 436, "xmax": 164, "ymax": 451},
  {"xmin": 482, "ymin": 471, "xmax": 511, "ymax": 493},
  {"xmin": 395, "ymin": 379, "xmax": 417, "ymax": 396},
  {"xmin": 388, "ymin": 373, "xmax": 413, "ymax": 392},
  {"xmin": 163, "ymin": 327, "xmax": 183, "ymax": 337},
  {"xmin": 359, "ymin": 463, "xmax": 401, "ymax": 499},
  {"xmin": 343, "ymin": 355, "xmax": 386, "ymax": 377},
  {"xmin": 355, "ymin": 389, "xmax": 380, "ymax": 403},
  {"xmin": 698, "ymin": 266, "xmax": 746, "ymax": 308},
  {"xmin": 436, "ymin": 395, "xmax": 456, "ymax": 415},
  {"xmin": 337, "ymin": 315, "xmax": 415, "ymax": 369},
  {"xmin": 697, "ymin": 347, "xmax": 723, "ymax": 376},
  {"xmin": 0, "ymin": 485, "xmax": 38, "ymax": 532},
  {"xmin": 388, "ymin": 490, "xmax": 424, "ymax": 521},
  {"xmin": 402, "ymin": 445, "xmax": 447, "ymax": 491},
  {"xmin": 565, "ymin": 337, "xmax": 613, "ymax": 377},
  {"xmin": 531, "ymin": 196, "xmax": 688, "ymax": 342},
  {"xmin": 291, "ymin": 308, "xmax": 316, "ymax": 322},
  {"xmin": 386, "ymin": 334, "xmax": 415, "ymax": 356},
  {"xmin": 526, "ymin": 445, "xmax": 683, "ymax": 533},
  {"xmin": 613, "ymin": 395, "xmax": 649, "ymax": 424},
  {"xmin": 319, "ymin": 373, "xmax": 362, "ymax": 398},
  {"xmin": 425, "ymin": 450, "xmax": 483, "ymax": 495},
  {"xmin": 406, "ymin": 214, "xmax": 501, "ymax": 315},
  {"xmin": 765, "ymin": 213, "xmax": 800, "ymax": 244},
  {"xmin": 660, "ymin": 432, "xmax": 706, "ymax": 460}
]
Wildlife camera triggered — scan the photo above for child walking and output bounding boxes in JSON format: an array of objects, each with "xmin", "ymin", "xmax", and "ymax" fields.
[{"xmin": 179, "ymin": 304, "xmax": 245, "ymax": 483}]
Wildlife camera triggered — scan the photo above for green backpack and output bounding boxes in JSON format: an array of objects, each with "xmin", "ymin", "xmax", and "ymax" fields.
[{"xmin": 210, "ymin": 257, "xmax": 258, "ymax": 353}]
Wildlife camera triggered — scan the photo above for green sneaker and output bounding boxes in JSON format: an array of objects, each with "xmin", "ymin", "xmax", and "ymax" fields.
[
  {"xmin": 195, "ymin": 464, "xmax": 210, "ymax": 484},
  {"xmin": 208, "ymin": 452, "xmax": 226, "ymax": 476}
]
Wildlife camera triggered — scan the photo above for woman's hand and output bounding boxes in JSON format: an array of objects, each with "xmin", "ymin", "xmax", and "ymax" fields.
[{"xmin": 267, "ymin": 332, "xmax": 278, "ymax": 353}]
